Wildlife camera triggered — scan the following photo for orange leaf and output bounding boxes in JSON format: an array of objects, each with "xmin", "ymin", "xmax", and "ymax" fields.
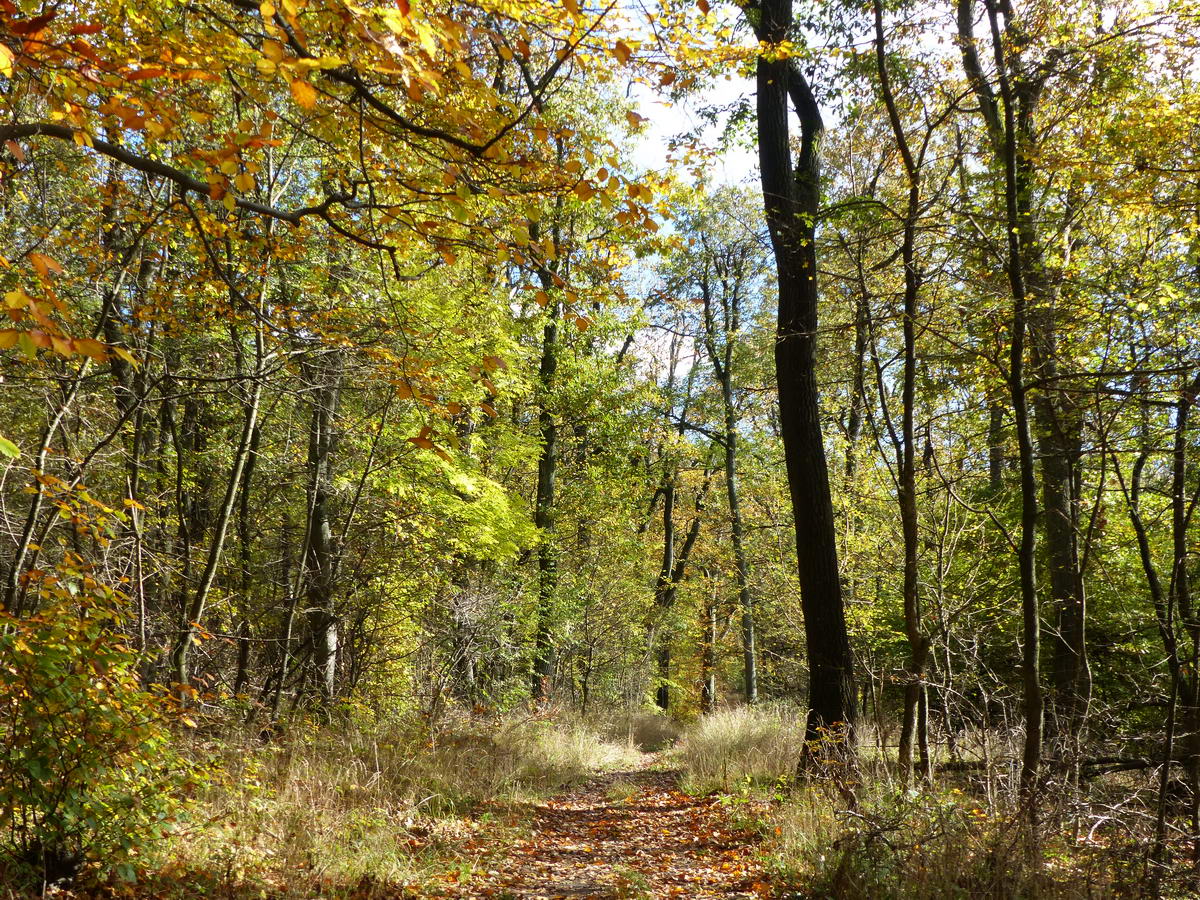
[
  {"xmin": 126, "ymin": 67, "xmax": 167, "ymax": 81},
  {"xmin": 290, "ymin": 78, "xmax": 317, "ymax": 109},
  {"xmin": 613, "ymin": 41, "xmax": 632, "ymax": 65},
  {"xmin": 28, "ymin": 252, "xmax": 63, "ymax": 278}
]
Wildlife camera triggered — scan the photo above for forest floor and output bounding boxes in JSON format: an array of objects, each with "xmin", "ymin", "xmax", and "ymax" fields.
[{"xmin": 435, "ymin": 754, "xmax": 771, "ymax": 899}]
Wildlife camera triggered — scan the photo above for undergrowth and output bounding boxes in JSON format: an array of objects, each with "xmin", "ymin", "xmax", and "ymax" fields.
[
  {"xmin": 674, "ymin": 706, "xmax": 1185, "ymax": 899},
  {"xmin": 152, "ymin": 709, "xmax": 641, "ymax": 897}
]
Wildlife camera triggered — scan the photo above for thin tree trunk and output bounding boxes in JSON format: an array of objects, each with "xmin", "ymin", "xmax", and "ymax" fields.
[
  {"xmin": 303, "ymin": 351, "xmax": 344, "ymax": 707},
  {"xmin": 986, "ymin": 0, "xmax": 1043, "ymax": 802},
  {"xmin": 531, "ymin": 227, "xmax": 560, "ymax": 701},
  {"xmin": 170, "ymin": 323, "xmax": 264, "ymax": 692},
  {"xmin": 873, "ymin": 0, "xmax": 929, "ymax": 783}
]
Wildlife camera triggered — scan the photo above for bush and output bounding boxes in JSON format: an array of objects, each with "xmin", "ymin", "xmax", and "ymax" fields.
[{"xmin": 0, "ymin": 595, "xmax": 185, "ymax": 888}]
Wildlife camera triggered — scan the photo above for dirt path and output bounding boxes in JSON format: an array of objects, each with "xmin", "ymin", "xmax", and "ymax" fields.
[{"xmin": 446, "ymin": 761, "xmax": 768, "ymax": 899}]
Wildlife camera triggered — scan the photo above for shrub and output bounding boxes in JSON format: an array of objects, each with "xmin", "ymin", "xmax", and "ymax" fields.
[{"xmin": 0, "ymin": 594, "xmax": 185, "ymax": 888}]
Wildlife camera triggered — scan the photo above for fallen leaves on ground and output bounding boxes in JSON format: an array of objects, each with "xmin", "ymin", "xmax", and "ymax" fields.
[{"xmin": 439, "ymin": 759, "xmax": 768, "ymax": 899}]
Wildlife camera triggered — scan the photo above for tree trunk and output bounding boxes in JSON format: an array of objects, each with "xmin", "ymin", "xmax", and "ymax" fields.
[
  {"xmin": 531, "ymin": 259, "xmax": 559, "ymax": 701},
  {"xmin": 749, "ymin": 0, "xmax": 856, "ymax": 744},
  {"xmin": 170, "ymin": 324, "xmax": 264, "ymax": 693},
  {"xmin": 873, "ymin": 0, "xmax": 929, "ymax": 783},
  {"xmin": 303, "ymin": 351, "xmax": 344, "ymax": 707}
]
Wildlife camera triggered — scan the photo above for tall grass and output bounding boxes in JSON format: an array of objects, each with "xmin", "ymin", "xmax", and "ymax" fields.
[
  {"xmin": 674, "ymin": 704, "xmax": 807, "ymax": 792},
  {"xmin": 161, "ymin": 710, "xmax": 641, "ymax": 895},
  {"xmin": 675, "ymin": 705, "xmax": 1165, "ymax": 898}
]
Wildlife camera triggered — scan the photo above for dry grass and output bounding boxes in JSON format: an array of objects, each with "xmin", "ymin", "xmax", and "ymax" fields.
[
  {"xmin": 156, "ymin": 710, "xmax": 641, "ymax": 896},
  {"xmin": 674, "ymin": 704, "xmax": 807, "ymax": 792},
  {"xmin": 674, "ymin": 706, "xmax": 1170, "ymax": 898},
  {"xmin": 598, "ymin": 710, "xmax": 681, "ymax": 752}
]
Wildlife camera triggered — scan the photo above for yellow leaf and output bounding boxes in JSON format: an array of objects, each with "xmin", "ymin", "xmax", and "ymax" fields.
[
  {"xmin": 0, "ymin": 45, "xmax": 13, "ymax": 78},
  {"xmin": 262, "ymin": 40, "xmax": 285, "ymax": 63},
  {"xmin": 72, "ymin": 338, "xmax": 107, "ymax": 361},
  {"xmin": 0, "ymin": 330, "xmax": 18, "ymax": 350},
  {"xmin": 112, "ymin": 346, "xmax": 139, "ymax": 368},
  {"xmin": 234, "ymin": 172, "xmax": 255, "ymax": 192},
  {"xmin": 290, "ymin": 78, "xmax": 317, "ymax": 109}
]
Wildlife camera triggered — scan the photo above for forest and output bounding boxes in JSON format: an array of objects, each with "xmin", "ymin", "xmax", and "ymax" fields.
[{"xmin": 1, "ymin": 0, "xmax": 1200, "ymax": 896}]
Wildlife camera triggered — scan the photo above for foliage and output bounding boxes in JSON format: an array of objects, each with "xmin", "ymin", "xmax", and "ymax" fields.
[{"xmin": 0, "ymin": 590, "xmax": 186, "ymax": 887}]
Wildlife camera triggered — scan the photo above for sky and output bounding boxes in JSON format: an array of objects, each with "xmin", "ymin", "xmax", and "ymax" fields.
[{"xmin": 627, "ymin": 74, "xmax": 759, "ymax": 188}]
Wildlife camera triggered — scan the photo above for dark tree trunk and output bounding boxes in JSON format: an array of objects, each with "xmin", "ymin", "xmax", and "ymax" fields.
[
  {"xmin": 531, "ymin": 258, "xmax": 559, "ymax": 701},
  {"xmin": 170, "ymin": 324, "xmax": 264, "ymax": 692},
  {"xmin": 701, "ymin": 593, "xmax": 718, "ymax": 715},
  {"xmin": 653, "ymin": 476, "xmax": 706, "ymax": 710},
  {"xmin": 748, "ymin": 0, "xmax": 856, "ymax": 742},
  {"xmin": 699, "ymin": 263, "xmax": 756, "ymax": 704}
]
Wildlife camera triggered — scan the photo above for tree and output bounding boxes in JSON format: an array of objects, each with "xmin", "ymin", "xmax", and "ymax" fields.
[{"xmin": 743, "ymin": 0, "xmax": 857, "ymax": 742}]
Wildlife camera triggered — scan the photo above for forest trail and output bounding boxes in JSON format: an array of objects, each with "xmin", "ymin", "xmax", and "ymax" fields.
[{"xmin": 445, "ymin": 757, "xmax": 769, "ymax": 899}]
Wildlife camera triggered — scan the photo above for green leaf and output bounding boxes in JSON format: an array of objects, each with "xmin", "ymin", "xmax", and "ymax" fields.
[{"xmin": 0, "ymin": 435, "xmax": 19, "ymax": 458}]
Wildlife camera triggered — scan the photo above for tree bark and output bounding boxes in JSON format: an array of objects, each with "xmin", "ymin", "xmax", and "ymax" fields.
[
  {"xmin": 747, "ymin": 0, "xmax": 856, "ymax": 742},
  {"xmin": 303, "ymin": 350, "xmax": 344, "ymax": 707},
  {"xmin": 531, "ymin": 248, "xmax": 559, "ymax": 701}
]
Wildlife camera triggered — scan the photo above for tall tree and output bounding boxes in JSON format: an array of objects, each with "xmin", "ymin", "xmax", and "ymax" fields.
[{"xmin": 744, "ymin": 0, "xmax": 857, "ymax": 742}]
